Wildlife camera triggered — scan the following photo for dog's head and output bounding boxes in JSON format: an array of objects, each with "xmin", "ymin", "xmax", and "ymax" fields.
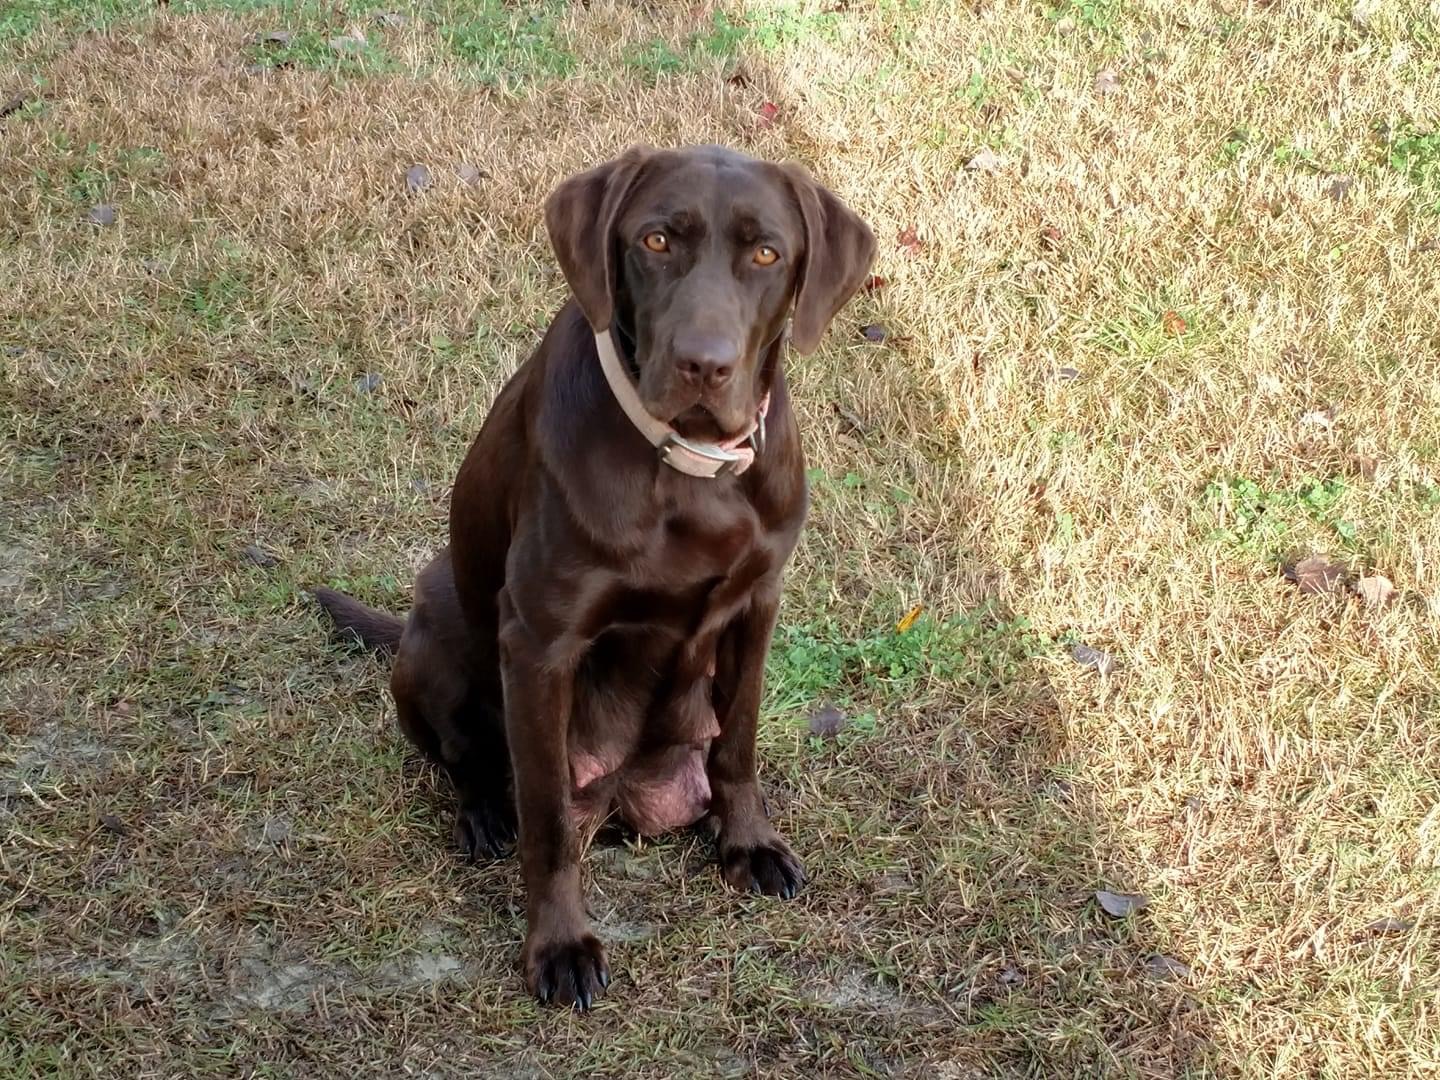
[{"xmin": 545, "ymin": 145, "xmax": 875, "ymax": 440}]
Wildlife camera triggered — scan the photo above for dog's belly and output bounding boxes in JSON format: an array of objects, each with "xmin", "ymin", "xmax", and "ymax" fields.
[{"xmin": 567, "ymin": 635, "xmax": 720, "ymax": 836}]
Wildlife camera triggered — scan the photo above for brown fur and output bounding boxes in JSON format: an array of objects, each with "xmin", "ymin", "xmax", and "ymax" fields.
[{"xmin": 314, "ymin": 145, "xmax": 874, "ymax": 1009}]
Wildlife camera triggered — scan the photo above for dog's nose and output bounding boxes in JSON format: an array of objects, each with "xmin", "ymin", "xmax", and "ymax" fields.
[{"xmin": 673, "ymin": 334, "xmax": 740, "ymax": 390}]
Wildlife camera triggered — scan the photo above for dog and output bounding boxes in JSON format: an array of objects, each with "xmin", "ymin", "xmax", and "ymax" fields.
[{"xmin": 314, "ymin": 145, "xmax": 875, "ymax": 1008}]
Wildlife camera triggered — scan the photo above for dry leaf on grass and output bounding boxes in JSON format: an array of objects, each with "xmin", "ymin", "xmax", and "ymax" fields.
[
  {"xmin": 1093, "ymin": 69, "xmax": 1120, "ymax": 96},
  {"xmin": 1071, "ymin": 643, "xmax": 1118, "ymax": 675},
  {"xmin": 1354, "ymin": 574, "xmax": 1396, "ymax": 608},
  {"xmin": 807, "ymin": 704, "xmax": 847, "ymax": 740},
  {"xmin": 1161, "ymin": 309, "xmax": 1187, "ymax": 335},
  {"xmin": 1283, "ymin": 555, "xmax": 1348, "ymax": 595},
  {"xmin": 1146, "ymin": 954, "xmax": 1191, "ymax": 980},
  {"xmin": 404, "ymin": 164, "xmax": 432, "ymax": 194},
  {"xmin": 965, "ymin": 147, "xmax": 1002, "ymax": 173},
  {"xmin": 832, "ymin": 402, "xmax": 867, "ymax": 437},
  {"xmin": 896, "ymin": 605, "xmax": 923, "ymax": 633},
  {"xmin": 898, "ymin": 226, "xmax": 924, "ymax": 254},
  {"xmin": 1096, "ymin": 890, "xmax": 1149, "ymax": 917},
  {"xmin": 240, "ymin": 544, "xmax": 280, "ymax": 568},
  {"xmin": 457, "ymin": 163, "xmax": 488, "ymax": 186},
  {"xmin": 329, "ymin": 31, "xmax": 366, "ymax": 53},
  {"xmin": 1363, "ymin": 917, "xmax": 1413, "ymax": 936},
  {"xmin": 757, "ymin": 101, "xmax": 780, "ymax": 128}
]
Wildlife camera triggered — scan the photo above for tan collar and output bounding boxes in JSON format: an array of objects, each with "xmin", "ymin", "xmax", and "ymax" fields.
[{"xmin": 594, "ymin": 330, "xmax": 770, "ymax": 478}]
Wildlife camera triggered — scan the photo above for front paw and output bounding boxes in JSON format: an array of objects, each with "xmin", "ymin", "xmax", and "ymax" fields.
[
  {"xmin": 719, "ymin": 835, "xmax": 806, "ymax": 899},
  {"xmin": 524, "ymin": 932, "xmax": 610, "ymax": 1010},
  {"xmin": 453, "ymin": 798, "xmax": 516, "ymax": 861}
]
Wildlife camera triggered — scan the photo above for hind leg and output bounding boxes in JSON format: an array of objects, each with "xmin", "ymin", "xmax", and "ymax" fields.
[{"xmin": 392, "ymin": 601, "xmax": 515, "ymax": 861}]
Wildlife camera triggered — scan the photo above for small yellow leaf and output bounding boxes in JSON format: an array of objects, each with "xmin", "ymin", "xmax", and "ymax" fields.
[{"xmin": 896, "ymin": 605, "xmax": 923, "ymax": 633}]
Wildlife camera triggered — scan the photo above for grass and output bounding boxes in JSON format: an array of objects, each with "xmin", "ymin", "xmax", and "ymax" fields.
[{"xmin": 3, "ymin": 0, "xmax": 1440, "ymax": 1076}]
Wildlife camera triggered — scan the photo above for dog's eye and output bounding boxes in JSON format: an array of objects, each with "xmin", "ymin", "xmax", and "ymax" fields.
[
  {"xmin": 643, "ymin": 232, "xmax": 669, "ymax": 253},
  {"xmin": 753, "ymin": 245, "xmax": 779, "ymax": 266}
]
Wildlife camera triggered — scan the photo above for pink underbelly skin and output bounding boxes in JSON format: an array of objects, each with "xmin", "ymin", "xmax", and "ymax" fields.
[{"xmin": 568, "ymin": 704, "xmax": 721, "ymax": 836}]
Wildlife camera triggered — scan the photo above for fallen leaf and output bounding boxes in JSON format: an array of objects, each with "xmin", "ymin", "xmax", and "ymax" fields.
[
  {"xmin": 1093, "ymin": 69, "xmax": 1120, "ymax": 95},
  {"xmin": 240, "ymin": 543, "xmax": 280, "ymax": 568},
  {"xmin": 896, "ymin": 605, "xmax": 923, "ymax": 633},
  {"xmin": 1003, "ymin": 65, "xmax": 1025, "ymax": 83},
  {"xmin": 757, "ymin": 101, "xmax": 780, "ymax": 128},
  {"xmin": 457, "ymin": 162, "xmax": 488, "ymax": 186},
  {"xmin": 1096, "ymin": 890, "xmax": 1149, "ymax": 917},
  {"xmin": 1056, "ymin": 15, "xmax": 1077, "ymax": 35},
  {"xmin": 807, "ymin": 704, "xmax": 847, "ymax": 740},
  {"xmin": 372, "ymin": 10, "xmax": 407, "ymax": 28},
  {"xmin": 1325, "ymin": 175, "xmax": 1354, "ymax": 202},
  {"xmin": 898, "ymin": 226, "xmax": 924, "ymax": 254},
  {"xmin": 1071, "ymin": 643, "xmax": 1118, "ymax": 675},
  {"xmin": 1351, "ymin": 0, "xmax": 1381, "ymax": 28},
  {"xmin": 1040, "ymin": 225, "xmax": 1063, "ymax": 250},
  {"xmin": 1161, "ymin": 309, "xmax": 1187, "ymax": 335},
  {"xmin": 261, "ymin": 816, "xmax": 293, "ymax": 846},
  {"xmin": 860, "ymin": 323, "xmax": 888, "ymax": 343},
  {"xmin": 1349, "ymin": 454, "xmax": 1378, "ymax": 480},
  {"xmin": 354, "ymin": 372, "xmax": 383, "ymax": 394},
  {"xmin": 87, "ymin": 204, "xmax": 117, "ymax": 226},
  {"xmin": 1283, "ymin": 554, "xmax": 1348, "ymax": 595},
  {"xmin": 1364, "ymin": 916, "xmax": 1413, "ymax": 936},
  {"xmin": 965, "ymin": 146, "xmax": 1002, "ymax": 173},
  {"xmin": 99, "ymin": 813, "xmax": 128, "ymax": 835},
  {"xmin": 329, "ymin": 31, "xmax": 367, "ymax": 53},
  {"xmin": 1146, "ymin": 954, "xmax": 1191, "ymax": 980},
  {"xmin": 862, "ymin": 274, "xmax": 887, "ymax": 293},
  {"xmin": 404, "ymin": 164, "xmax": 432, "ymax": 194},
  {"xmin": 255, "ymin": 30, "xmax": 293, "ymax": 45},
  {"xmin": 1354, "ymin": 574, "xmax": 1396, "ymax": 608},
  {"xmin": 832, "ymin": 402, "xmax": 867, "ymax": 437}
]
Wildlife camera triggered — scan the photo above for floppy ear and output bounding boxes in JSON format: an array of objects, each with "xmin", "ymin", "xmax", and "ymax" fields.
[
  {"xmin": 781, "ymin": 163, "xmax": 877, "ymax": 354},
  {"xmin": 543, "ymin": 146, "xmax": 652, "ymax": 333}
]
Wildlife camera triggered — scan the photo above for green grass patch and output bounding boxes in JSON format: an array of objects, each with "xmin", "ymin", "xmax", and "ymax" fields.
[
  {"xmin": 767, "ymin": 606, "xmax": 1051, "ymax": 719},
  {"xmin": 440, "ymin": 1, "xmax": 574, "ymax": 87},
  {"xmin": 1388, "ymin": 122, "xmax": 1440, "ymax": 212},
  {"xmin": 1203, "ymin": 475, "xmax": 1362, "ymax": 554}
]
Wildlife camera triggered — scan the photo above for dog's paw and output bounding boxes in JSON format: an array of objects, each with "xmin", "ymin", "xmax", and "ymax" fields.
[
  {"xmin": 720, "ymin": 836, "xmax": 806, "ymax": 899},
  {"xmin": 525, "ymin": 933, "xmax": 610, "ymax": 1010},
  {"xmin": 452, "ymin": 799, "xmax": 516, "ymax": 861}
]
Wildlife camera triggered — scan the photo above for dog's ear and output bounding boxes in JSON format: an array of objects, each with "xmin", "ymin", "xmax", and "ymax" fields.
[
  {"xmin": 781, "ymin": 164, "xmax": 876, "ymax": 355},
  {"xmin": 544, "ymin": 146, "xmax": 652, "ymax": 333}
]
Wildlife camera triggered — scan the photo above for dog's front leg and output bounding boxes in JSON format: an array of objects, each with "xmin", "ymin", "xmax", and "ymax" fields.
[
  {"xmin": 709, "ymin": 586, "xmax": 806, "ymax": 899},
  {"xmin": 497, "ymin": 587, "xmax": 608, "ymax": 1009}
]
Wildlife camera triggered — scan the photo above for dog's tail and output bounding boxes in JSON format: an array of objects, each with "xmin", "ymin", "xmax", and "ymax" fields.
[{"xmin": 311, "ymin": 586, "xmax": 405, "ymax": 655}]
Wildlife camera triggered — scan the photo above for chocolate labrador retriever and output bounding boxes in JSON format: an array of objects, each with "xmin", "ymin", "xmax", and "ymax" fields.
[{"xmin": 314, "ymin": 145, "xmax": 874, "ymax": 1008}]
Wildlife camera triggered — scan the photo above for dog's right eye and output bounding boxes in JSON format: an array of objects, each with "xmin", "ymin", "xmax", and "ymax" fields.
[{"xmin": 642, "ymin": 232, "xmax": 669, "ymax": 253}]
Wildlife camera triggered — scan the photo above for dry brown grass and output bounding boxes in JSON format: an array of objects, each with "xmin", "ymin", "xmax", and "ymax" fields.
[{"xmin": 3, "ymin": 1, "xmax": 1439, "ymax": 1077}]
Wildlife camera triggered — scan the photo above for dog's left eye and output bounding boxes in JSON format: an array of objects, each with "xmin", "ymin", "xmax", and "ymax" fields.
[{"xmin": 753, "ymin": 245, "xmax": 779, "ymax": 266}]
